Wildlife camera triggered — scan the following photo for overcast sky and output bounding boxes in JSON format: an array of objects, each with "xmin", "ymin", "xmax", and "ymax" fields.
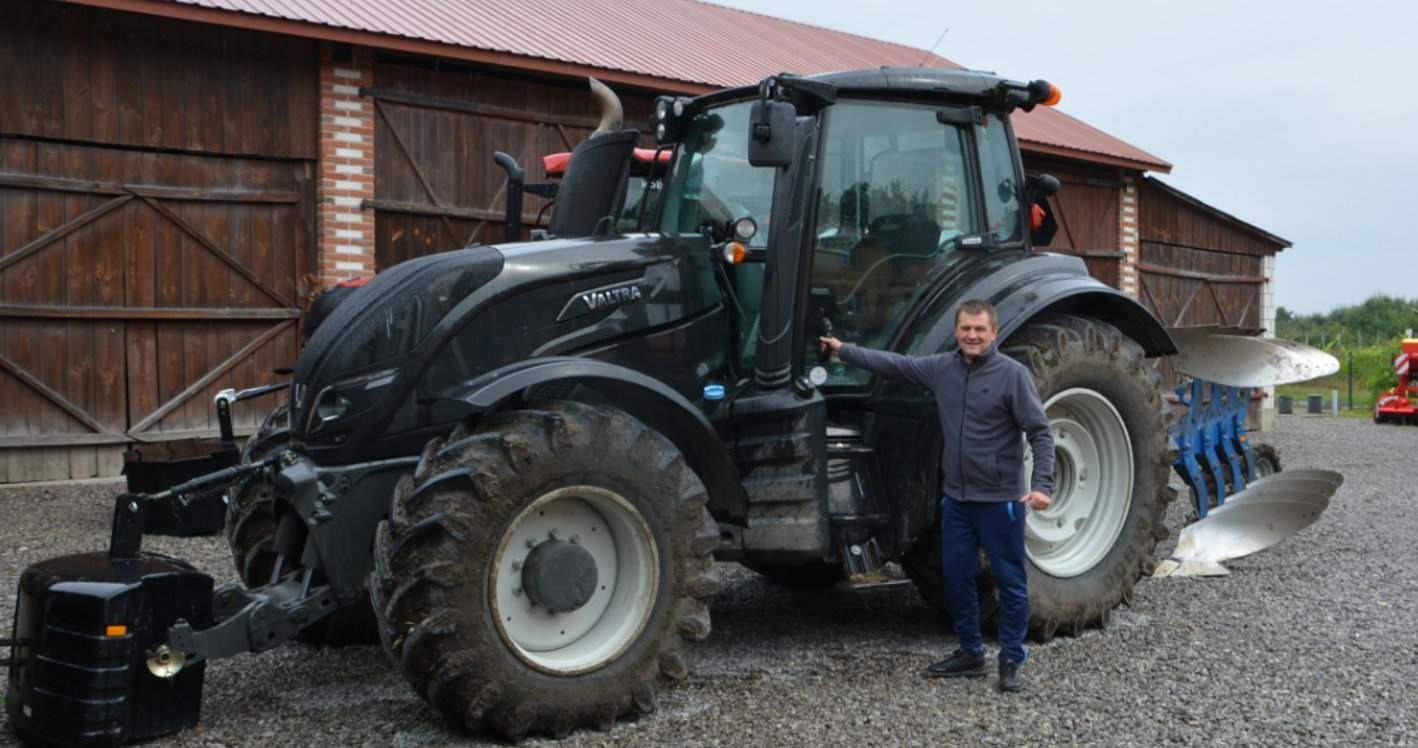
[{"xmin": 716, "ymin": 0, "xmax": 1416, "ymax": 314}]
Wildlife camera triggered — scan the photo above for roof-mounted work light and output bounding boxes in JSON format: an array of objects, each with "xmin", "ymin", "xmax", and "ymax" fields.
[{"xmin": 651, "ymin": 95, "xmax": 691, "ymax": 144}]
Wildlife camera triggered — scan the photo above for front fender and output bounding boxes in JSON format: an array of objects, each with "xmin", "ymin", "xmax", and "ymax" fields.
[{"xmin": 431, "ymin": 357, "xmax": 748, "ymax": 525}]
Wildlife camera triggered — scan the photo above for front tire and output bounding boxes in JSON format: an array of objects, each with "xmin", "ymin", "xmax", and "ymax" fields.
[{"xmin": 369, "ymin": 401, "xmax": 720, "ymax": 740}]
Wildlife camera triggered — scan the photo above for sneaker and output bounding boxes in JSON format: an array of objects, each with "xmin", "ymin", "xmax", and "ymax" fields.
[
  {"xmin": 925, "ymin": 649, "xmax": 987, "ymax": 678},
  {"xmin": 998, "ymin": 660, "xmax": 1022, "ymax": 692}
]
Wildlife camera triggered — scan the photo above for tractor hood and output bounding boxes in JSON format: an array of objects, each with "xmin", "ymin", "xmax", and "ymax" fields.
[{"xmin": 288, "ymin": 232, "xmax": 722, "ymax": 464}]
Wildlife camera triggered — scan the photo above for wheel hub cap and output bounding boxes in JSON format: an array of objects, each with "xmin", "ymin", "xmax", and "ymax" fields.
[
  {"xmin": 1023, "ymin": 388, "xmax": 1134, "ymax": 578},
  {"xmin": 522, "ymin": 540, "xmax": 598, "ymax": 613},
  {"xmin": 491, "ymin": 486, "xmax": 659, "ymax": 675}
]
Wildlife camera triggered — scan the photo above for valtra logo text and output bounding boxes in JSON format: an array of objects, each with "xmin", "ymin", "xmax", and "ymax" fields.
[
  {"xmin": 582, "ymin": 284, "xmax": 643, "ymax": 310},
  {"xmin": 556, "ymin": 281, "xmax": 647, "ymax": 322}
]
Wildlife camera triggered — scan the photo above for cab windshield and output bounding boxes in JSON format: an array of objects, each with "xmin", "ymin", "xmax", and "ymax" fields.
[
  {"xmin": 658, "ymin": 101, "xmax": 773, "ymax": 245},
  {"xmin": 659, "ymin": 100, "xmax": 777, "ymax": 372}
]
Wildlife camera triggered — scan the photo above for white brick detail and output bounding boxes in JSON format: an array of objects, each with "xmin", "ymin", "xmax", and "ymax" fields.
[
  {"xmin": 319, "ymin": 48, "xmax": 376, "ymax": 288},
  {"xmin": 1116, "ymin": 177, "xmax": 1141, "ymax": 300}
]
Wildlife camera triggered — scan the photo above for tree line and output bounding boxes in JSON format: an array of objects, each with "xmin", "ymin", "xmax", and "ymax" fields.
[
  {"xmin": 1275, "ymin": 294, "xmax": 1418, "ymax": 397},
  {"xmin": 1276, "ymin": 294, "xmax": 1418, "ymax": 349}
]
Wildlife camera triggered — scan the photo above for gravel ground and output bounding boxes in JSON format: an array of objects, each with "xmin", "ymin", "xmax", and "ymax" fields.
[{"xmin": 3, "ymin": 414, "xmax": 1416, "ymax": 746}]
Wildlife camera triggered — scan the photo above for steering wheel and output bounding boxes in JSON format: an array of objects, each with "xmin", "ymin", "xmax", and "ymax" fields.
[
  {"xmin": 866, "ymin": 213, "xmax": 938, "ymax": 250},
  {"xmin": 833, "ymin": 214, "xmax": 943, "ymax": 307}
]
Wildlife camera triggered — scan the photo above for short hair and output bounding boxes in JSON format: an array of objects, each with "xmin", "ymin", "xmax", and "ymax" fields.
[{"xmin": 954, "ymin": 299, "xmax": 998, "ymax": 329}]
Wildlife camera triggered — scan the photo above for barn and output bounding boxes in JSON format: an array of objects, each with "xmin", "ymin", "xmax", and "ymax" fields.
[{"xmin": 0, "ymin": 0, "xmax": 1287, "ymax": 481}]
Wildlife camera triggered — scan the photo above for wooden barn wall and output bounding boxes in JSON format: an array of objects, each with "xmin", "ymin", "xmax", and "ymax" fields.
[
  {"xmin": 1138, "ymin": 182, "xmax": 1278, "ymax": 258},
  {"xmin": 370, "ymin": 56, "xmax": 658, "ymax": 269},
  {"xmin": 1136, "ymin": 181, "xmax": 1268, "ymax": 331},
  {"xmin": 1022, "ymin": 155, "xmax": 1123, "ymax": 288},
  {"xmin": 1137, "ymin": 180, "xmax": 1281, "ymax": 394},
  {"xmin": 0, "ymin": 3, "xmax": 317, "ymax": 481}
]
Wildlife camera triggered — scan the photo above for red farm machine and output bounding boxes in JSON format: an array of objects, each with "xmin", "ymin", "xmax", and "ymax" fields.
[{"xmin": 1374, "ymin": 339, "xmax": 1418, "ymax": 424}]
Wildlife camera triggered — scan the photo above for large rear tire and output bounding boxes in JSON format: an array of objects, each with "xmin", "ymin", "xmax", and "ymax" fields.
[
  {"xmin": 905, "ymin": 314, "xmax": 1174, "ymax": 639},
  {"xmin": 226, "ymin": 405, "xmax": 380, "ymax": 646},
  {"xmin": 1009, "ymin": 314, "xmax": 1175, "ymax": 637},
  {"xmin": 369, "ymin": 401, "xmax": 719, "ymax": 740}
]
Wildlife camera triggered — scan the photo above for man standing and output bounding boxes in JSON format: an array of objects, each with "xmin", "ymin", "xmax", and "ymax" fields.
[{"xmin": 820, "ymin": 299, "xmax": 1054, "ymax": 692}]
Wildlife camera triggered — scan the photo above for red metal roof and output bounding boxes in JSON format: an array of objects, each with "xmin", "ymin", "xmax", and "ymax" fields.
[
  {"xmin": 70, "ymin": 0, "xmax": 1170, "ymax": 171},
  {"xmin": 1014, "ymin": 106, "xmax": 1170, "ymax": 172}
]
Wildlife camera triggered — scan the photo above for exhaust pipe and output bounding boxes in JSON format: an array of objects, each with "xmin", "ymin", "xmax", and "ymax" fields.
[{"xmin": 589, "ymin": 77, "xmax": 624, "ymax": 135}]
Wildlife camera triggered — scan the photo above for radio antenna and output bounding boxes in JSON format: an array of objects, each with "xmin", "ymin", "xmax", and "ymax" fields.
[{"xmin": 917, "ymin": 26, "xmax": 950, "ymax": 67}]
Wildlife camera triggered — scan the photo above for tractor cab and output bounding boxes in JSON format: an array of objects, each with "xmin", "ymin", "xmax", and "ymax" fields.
[
  {"xmin": 628, "ymin": 70, "xmax": 1077, "ymax": 576},
  {"xmin": 650, "ymin": 70, "xmax": 1062, "ymax": 391}
]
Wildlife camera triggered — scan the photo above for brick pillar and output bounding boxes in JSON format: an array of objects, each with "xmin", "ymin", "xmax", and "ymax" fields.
[
  {"xmin": 1260, "ymin": 253, "xmax": 1278, "ymax": 431},
  {"xmin": 318, "ymin": 46, "xmax": 375, "ymax": 286},
  {"xmin": 1118, "ymin": 176, "xmax": 1140, "ymax": 298}
]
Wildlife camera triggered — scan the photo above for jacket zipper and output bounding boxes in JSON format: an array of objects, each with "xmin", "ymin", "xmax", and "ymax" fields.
[{"xmin": 958, "ymin": 361, "xmax": 971, "ymax": 502}]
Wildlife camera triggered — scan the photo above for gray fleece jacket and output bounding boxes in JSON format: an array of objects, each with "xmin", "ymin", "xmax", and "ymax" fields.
[{"xmin": 839, "ymin": 343, "xmax": 1055, "ymax": 502}]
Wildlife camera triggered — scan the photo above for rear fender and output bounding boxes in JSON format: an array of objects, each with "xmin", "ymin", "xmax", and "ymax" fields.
[
  {"xmin": 910, "ymin": 254, "xmax": 1175, "ymax": 357},
  {"xmin": 430, "ymin": 357, "xmax": 748, "ymax": 525}
]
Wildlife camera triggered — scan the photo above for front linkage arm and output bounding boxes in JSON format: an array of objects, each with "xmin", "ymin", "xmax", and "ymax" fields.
[
  {"xmin": 168, "ymin": 571, "xmax": 338, "ymax": 663},
  {"xmin": 105, "ymin": 452, "xmax": 342, "ymax": 667},
  {"xmin": 109, "ymin": 450, "xmax": 417, "ymax": 669},
  {"xmin": 109, "ymin": 456, "xmax": 279, "ymax": 559}
]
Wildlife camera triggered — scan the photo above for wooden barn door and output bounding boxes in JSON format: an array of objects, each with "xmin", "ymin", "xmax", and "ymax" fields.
[
  {"xmin": 0, "ymin": 4, "xmax": 316, "ymax": 481},
  {"xmin": 1024, "ymin": 159, "xmax": 1124, "ymax": 288},
  {"xmin": 367, "ymin": 59, "xmax": 656, "ymax": 270}
]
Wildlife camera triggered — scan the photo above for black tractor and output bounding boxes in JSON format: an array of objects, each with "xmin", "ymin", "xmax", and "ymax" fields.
[{"xmin": 6, "ymin": 68, "xmax": 1179, "ymax": 745}]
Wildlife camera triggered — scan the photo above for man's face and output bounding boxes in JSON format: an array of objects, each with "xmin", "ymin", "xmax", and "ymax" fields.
[{"xmin": 956, "ymin": 310, "xmax": 997, "ymax": 359}]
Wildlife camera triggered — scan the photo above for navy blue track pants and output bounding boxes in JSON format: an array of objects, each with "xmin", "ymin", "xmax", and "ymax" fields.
[{"xmin": 939, "ymin": 494, "xmax": 1029, "ymax": 664}]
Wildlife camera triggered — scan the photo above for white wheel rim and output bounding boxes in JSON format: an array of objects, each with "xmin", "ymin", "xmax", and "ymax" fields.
[
  {"xmin": 1023, "ymin": 388, "xmax": 1134, "ymax": 578},
  {"xmin": 490, "ymin": 486, "xmax": 659, "ymax": 675}
]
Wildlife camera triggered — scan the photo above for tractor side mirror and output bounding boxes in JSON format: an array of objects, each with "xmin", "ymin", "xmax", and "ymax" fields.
[{"xmin": 748, "ymin": 99, "xmax": 796, "ymax": 167}]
